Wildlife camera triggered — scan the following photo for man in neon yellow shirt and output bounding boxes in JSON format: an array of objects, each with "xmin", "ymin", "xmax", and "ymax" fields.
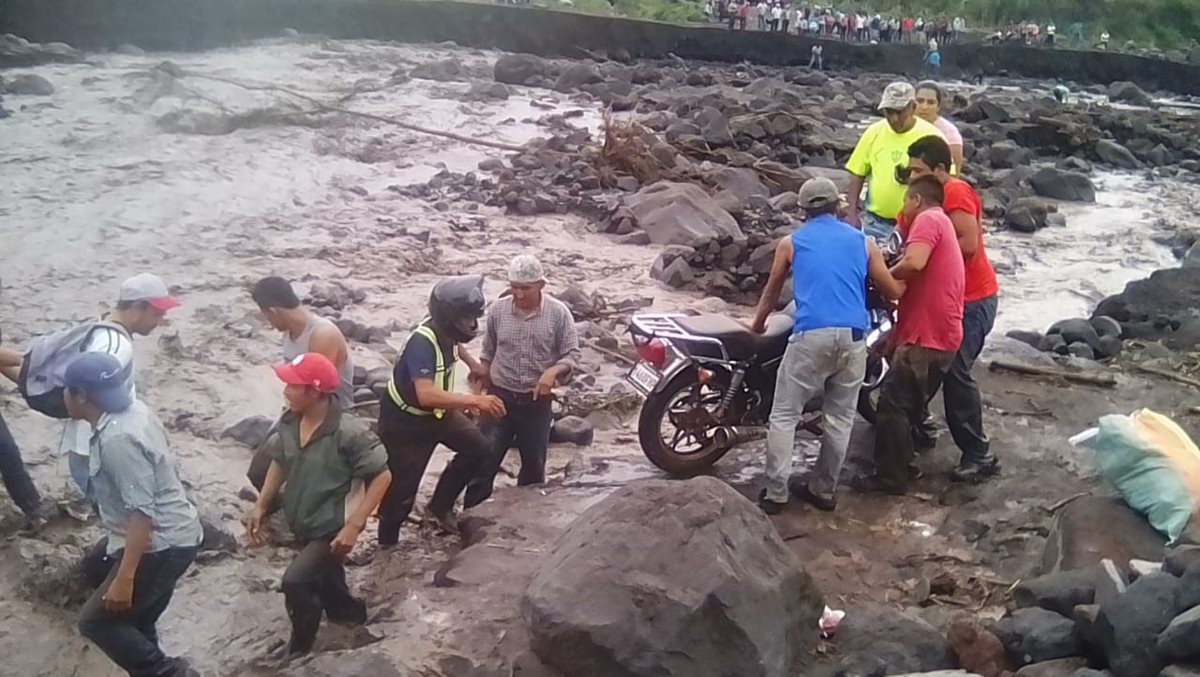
[{"xmin": 845, "ymin": 82, "xmax": 944, "ymax": 241}]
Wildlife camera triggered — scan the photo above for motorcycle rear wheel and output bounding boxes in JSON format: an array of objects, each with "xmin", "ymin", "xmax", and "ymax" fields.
[{"xmin": 638, "ymin": 372, "xmax": 733, "ymax": 477}]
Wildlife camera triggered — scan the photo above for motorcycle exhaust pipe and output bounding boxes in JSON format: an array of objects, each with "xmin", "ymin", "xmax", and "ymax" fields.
[{"xmin": 713, "ymin": 426, "xmax": 767, "ymax": 448}]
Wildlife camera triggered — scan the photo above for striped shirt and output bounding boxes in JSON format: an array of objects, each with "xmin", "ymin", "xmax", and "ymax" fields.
[
  {"xmin": 481, "ymin": 295, "xmax": 581, "ymax": 394},
  {"xmin": 64, "ymin": 324, "xmax": 137, "ymax": 458}
]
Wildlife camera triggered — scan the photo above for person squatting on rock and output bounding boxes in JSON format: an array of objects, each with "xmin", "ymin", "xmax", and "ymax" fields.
[
  {"xmin": 902, "ymin": 136, "xmax": 1001, "ymax": 482},
  {"xmin": 246, "ymin": 276, "xmax": 357, "ymax": 495},
  {"xmin": 854, "ymin": 176, "xmax": 964, "ymax": 495},
  {"xmin": 68, "ymin": 352, "xmax": 203, "ymax": 677},
  {"xmin": 464, "ymin": 255, "xmax": 580, "ymax": 508},
  {"xmin": 750, "ymin": 178, "xmax": 906, "ymax": 514},
  {"xmin": 0, "ymin": 274, "xmax": 179, "ymax": 499},
  {"xmin": 375, "ymin": 275, "xmax": 506, "ymax": 543},
  {"xmin": 845, "ymin": 82, "xmax": 944, "ymax": 242},
  {"xmin": 242, "ymin": 353, "xmax": 392, "ymax": 656}
]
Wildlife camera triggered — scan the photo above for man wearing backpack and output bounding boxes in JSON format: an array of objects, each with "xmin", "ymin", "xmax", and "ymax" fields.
[{"xmin": 0, "ymin": 273, "xmax": 179, "ymax": 494}]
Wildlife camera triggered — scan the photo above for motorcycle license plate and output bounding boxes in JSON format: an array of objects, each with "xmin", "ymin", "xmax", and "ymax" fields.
[{"xmin": 627, "ymin": 362, "xmax": 662, "ymax": 395}]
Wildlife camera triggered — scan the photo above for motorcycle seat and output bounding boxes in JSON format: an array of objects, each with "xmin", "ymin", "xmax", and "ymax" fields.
[{"xmin": 675, "ymin": 313, "xmax": 791, "ymax": 360}]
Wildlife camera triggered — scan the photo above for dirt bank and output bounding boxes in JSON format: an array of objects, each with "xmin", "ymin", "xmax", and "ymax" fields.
[{"xmin": 1, "ymin": 38, "xmax": 1197, "ymax": 676}]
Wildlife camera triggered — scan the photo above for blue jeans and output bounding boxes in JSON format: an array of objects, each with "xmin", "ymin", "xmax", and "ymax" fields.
[
  {"xmin": 861, "ymin": 211, "xmax": 896, "ymax": 243},
  {"xmin": 464, "ymin": 387, "xmax": 554, "ymax": 508},
  {"xmin": 944, "ymin": 295, "xmax": 999, "ymax": 466},
  {"xmin": 0, "ymin": 411, "xmax": 41, "ymax": 516}
]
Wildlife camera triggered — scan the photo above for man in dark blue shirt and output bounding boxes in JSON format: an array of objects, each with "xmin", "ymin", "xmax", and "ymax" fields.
[{"xmin": 375, "ymin": 276, "xmax": 505, "ymax": 545}]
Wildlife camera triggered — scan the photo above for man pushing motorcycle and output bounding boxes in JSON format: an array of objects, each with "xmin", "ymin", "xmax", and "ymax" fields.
[{"xmin": 750, "ymin": 178, "xmax": 906, "ymax": 514}]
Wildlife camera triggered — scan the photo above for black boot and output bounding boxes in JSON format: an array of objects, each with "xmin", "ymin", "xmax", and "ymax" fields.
[{"xmin": 286, "ymin": 606, "xmax": 322, "ymax": 656}]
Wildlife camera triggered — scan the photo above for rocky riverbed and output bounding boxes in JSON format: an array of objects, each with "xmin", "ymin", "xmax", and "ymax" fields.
[{"xmin": 2, "ymin": 33, "xmax": 1200, "ymax": 677}]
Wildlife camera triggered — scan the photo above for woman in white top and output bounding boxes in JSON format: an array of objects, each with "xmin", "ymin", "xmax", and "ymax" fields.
[{"xmin": 914, "ymin": 80, "xmax": 964, "ymax": 171}]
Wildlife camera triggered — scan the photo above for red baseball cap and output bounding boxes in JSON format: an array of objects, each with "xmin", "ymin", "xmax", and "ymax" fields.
[{"xmin": 273, "ymin": 353, "xmax": 340, "ymax": 393}]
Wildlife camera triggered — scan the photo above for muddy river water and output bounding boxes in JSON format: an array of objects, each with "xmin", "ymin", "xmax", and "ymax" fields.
[{"xmin": 0, "ymin": 37, "xmax": 1193, "ymax": 676}]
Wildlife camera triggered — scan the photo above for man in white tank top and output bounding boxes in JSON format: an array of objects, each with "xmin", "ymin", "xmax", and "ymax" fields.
[
  {"xmin": 247, "ymin": 277, "xmax": 357, "ymax": 494},
  {"xmin": 251, "ymin": 277, "xmax": 355, "ymax": 407}
]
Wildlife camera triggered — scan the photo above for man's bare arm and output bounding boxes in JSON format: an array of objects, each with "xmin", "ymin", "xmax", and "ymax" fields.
[
  {"xmin": 866, "ymin": 241, "xmax": 906, "ymax": 300},
  {"xmin": 309, "ymin": 326, "xmax": 350, "ymax": 369},
  {"xmin": 890, "ymin": 243, "xmax": 933, "ymax": 281},
  {"xmin": 751, "ymin": 238, "xmax": 792, "ymax": 333},
  {"xmin": 948, "ymin": 210, "xmax": 980, "ymax": 258},
  {"xmin": 844, "ymin": 174, "xmax": 866, "ymax": 227}
]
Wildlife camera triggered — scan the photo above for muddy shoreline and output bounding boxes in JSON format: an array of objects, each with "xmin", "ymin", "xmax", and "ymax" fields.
[{"xmin": 2, "ymin": 36, "xmax": 1199, "ymax": 676}]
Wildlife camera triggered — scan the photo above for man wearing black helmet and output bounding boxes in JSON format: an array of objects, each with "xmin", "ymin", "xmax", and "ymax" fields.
[{"xmin": 375, "ymin": 275, "xmax": 506, "ymax": 543}]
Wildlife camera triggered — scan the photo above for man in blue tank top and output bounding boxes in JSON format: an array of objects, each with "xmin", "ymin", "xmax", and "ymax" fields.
[{"xmin": 751, "ymin": 178, "xmax": 906, "ymax": 513}]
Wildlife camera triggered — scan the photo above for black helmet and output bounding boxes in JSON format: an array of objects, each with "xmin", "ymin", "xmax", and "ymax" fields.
[{"xmin": 429, "ymin": 274, "xmax": 486, "ymax": 344}]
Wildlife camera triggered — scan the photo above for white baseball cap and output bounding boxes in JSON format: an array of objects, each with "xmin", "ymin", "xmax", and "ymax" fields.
[{"xmin": 118, "ymin": 273, "xmax": 179, "ymax": 311}]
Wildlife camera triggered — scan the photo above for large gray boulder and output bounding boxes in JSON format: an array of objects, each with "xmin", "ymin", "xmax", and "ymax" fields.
[
  {"xmin": 624, "ymin": 181, "xmax": 743, "ymax": 247},
  {"xmin": 494, "ymin": 53, "xmax": 549, "ymax": 86},
  {"xmin": 694, "ymin": 106, "xmax": 734, "ymax": 147},
  {"xmin": 1108, "ymin": 81, "xmax": 1154, "ymax": 107},
  {"xmin": 993, "ymin": 608, "xmax": 1080, "ymax": 666},
  {"xmin": 1029, "ymin": 168, "xmax": 1096, "ymax": 203},
  {"xmin": 1158, "ymin": 605, "xmax": 1200, "ymax": 663},
  {"xmin": 831, "ymin": 606, "xmax": 957, "ymax": 674},
  {"xmin": 3, "ymin": 73, "xmax": 54, "ymax": 95},
  {"xmin": 1012, "ymin": 568, "xmax": 1098, "ymax": 617},
  {"xmin": 553, "ymin": 62, "xmax": 603, "ymax": 92},
  {"xmin": 1094, "ymin": 140, "xmax": 1141, "ymax": 169},
  {"xmin": 1095, "ymin": 573, "xmax": 1193, "ymax": 677},
  {"xmin": 525, "ymin": 477, "xmax": 823, "ymax": 677},
  {"xmin": 1004, "ymin": 197, "xmax": 1052, "ymax": 233}
]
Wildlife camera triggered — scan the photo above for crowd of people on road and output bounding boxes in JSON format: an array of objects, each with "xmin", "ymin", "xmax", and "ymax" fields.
[
  {"xmin": 709, "ymin": 2, "xmax": 1112, "ymax": 53},
  {"xmin": 0, "ymin": 254, "xmax": 581, "ymax": 673},
  {"xmin": 712, "ymin": 2, "xmax": 968, "ymax": 47},
  {"xmin": 751, "ymin": 80, "xmax": 1000, "ymax": 514}
]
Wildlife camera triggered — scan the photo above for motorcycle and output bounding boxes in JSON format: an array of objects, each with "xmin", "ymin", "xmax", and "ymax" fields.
[{"xmin": 625, "ymin": 236, "xmax": 899, "ymax": 477}]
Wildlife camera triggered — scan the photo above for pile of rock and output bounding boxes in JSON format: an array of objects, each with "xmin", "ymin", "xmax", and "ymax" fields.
[
  {"xmin": 819, "ymin": 497, "xmax": 1200, "ymax": 677},
  {"xmin": 1092, "ymin": 267, "xmax": 1200, "ymax": 350},
  {"xmin": 977, "ymin": 547, "xmax": 1200, "ymax": 677},
  {"xmin": 1006, "ymin": 317, "xmax": 1124, "ymax": 361},
  {"xmin": 0, "ymin": 33, "xmax": 83, "ymax": 68},
  {"xmin": 386, "ymin": 51, "xmax": 1200, "ymax": 309}
]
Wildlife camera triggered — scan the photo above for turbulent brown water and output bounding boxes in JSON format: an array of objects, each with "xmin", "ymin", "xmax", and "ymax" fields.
[{"xmin": 0, "ymin": 37, "xmax": 1192, "ymax": 676}]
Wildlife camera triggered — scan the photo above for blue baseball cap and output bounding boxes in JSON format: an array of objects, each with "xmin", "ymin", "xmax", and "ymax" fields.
[{"xmin": 64, "ymin": 352, "xmax": 132, "ymax": 413}]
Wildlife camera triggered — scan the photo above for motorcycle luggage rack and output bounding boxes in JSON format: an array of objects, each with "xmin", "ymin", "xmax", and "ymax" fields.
[{"xmin": 630, "ymin": 314, "xmax": 732, "ymax": 362}]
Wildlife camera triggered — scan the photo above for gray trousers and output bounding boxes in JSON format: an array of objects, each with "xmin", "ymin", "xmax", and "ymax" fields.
[{"xmin": 765, "ymin": 328, "xmax": 866, "ymax": 502}]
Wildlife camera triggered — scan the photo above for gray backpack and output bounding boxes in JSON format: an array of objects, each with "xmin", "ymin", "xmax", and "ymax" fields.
[{"xmin": 18, "ymin": 322, "xmax": 133, "ymax": 419}]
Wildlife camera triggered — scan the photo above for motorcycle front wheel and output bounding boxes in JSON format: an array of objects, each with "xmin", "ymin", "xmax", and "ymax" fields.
[{"xmin": 637, "ymin": 371, "xmax": 734, "ymax": 477}]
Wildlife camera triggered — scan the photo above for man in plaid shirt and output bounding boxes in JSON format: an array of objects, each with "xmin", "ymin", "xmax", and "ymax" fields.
[{"xmin": 465, "ymin": 255, "xmax": 580, "ymax": 506}]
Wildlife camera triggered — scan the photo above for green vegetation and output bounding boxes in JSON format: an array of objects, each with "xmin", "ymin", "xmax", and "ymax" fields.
[{"xmin": 563, "ymin": 0, "xmax": 708, "ymax": 24}]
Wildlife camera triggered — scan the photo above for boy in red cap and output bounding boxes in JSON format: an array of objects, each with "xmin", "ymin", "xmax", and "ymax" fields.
[{"xmin": 242, "ymin": 353, "xmax": 391, "ymax": 656}]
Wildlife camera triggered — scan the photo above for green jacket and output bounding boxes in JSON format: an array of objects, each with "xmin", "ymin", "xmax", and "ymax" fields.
[{"xmin": 268, "ymin": 406, "xmax": 387, "ymax": 541}]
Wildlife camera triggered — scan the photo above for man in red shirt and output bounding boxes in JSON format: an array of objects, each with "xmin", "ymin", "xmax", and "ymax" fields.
[
  {"xmin": 854, "ymin": 176, "xmax": 964, "ymax": 494},
  {"xmin": 905, "ymin": 136, "xmax": 1001, "ymax": 482}
]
